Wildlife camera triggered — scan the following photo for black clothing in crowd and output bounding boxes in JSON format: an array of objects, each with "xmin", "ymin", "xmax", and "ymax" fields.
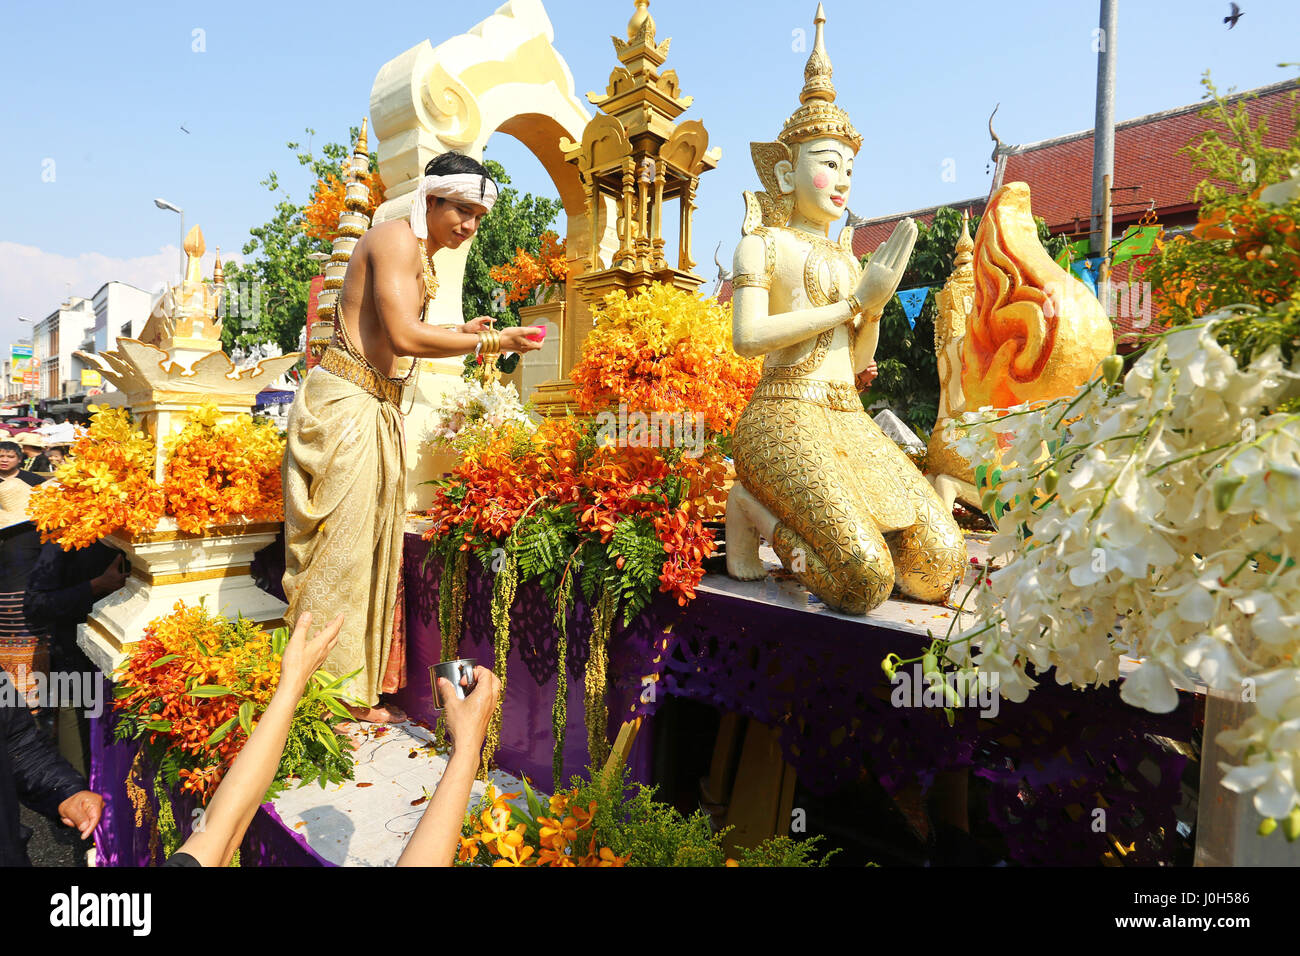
[
  {"xmin": 24, "ymin": 542, "xmax": 120, "ymax": 676},
  {"xmin": 0, "ymin": 669, "xmax": 87, "ymax": 866}
]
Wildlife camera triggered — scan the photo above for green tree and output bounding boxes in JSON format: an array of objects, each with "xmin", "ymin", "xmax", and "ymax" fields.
[
  {"xmin": 863, "ymin": 206, "xmax": 1068, "ymax": 436},
  {"xmin": 221, "ymin": 129, "xmax": 367, "ymax": 354}
]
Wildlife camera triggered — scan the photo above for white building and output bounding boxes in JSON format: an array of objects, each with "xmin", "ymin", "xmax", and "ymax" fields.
[
  {"xmin": 92, "ymin": 280, "xmax": 152, "ymax": 354},
  {"xmin": 33, "ymin": 298, "xmax": 94, "ymax": 401}
]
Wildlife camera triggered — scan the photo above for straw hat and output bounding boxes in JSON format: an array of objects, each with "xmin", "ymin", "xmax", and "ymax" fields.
[
  {"xmin": 0, "ymin": 477, "xmax": 33, "ymax": 530},
  {"xmin": 15, "ymin": 433, "xmax": 45, "ymax": 450}
]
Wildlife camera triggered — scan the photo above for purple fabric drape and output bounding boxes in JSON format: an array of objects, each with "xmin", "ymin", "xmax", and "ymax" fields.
[{"xmin": 398, "ymin": 534, "xmax": 1202, "ymax": 865}]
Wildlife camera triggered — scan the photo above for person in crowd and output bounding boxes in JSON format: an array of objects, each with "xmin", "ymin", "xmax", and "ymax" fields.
[
  {"xmin": 14, "ymin": 435, "xmax": 44, "ymax": 471},
  {"xmin": 395, "ymin": 664, "xmax": 499, "ymax": 866},
  {"xmin": 0, "ymin": 479, "xmax": 48, "ymax": 724},
  {"xmin": 24, "ymin": 543, "xmax": 126, "ymax": 774},
  {"xmin": 0, "ymin": 667, "xmax": 103, "ymax": 866},
  {"xmin": 0, "ymin": 442, "xmax": 44, "ymax": 488},
  {"xmin": 165, "ymin": 611, "xmax": 344, "ymax": 867},
  {"xmin": 165, "ymin": 610, "xmax": 499, "ymax": 867},
  {"xmin": 29, "ymin": 444, "xmax": 67, "ymax": 475}
]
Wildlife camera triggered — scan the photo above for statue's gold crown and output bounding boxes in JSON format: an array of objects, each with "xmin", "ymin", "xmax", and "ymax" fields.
[{"xmin": 777, "ymin": 4, "xmax": 861, "ymax": 152}]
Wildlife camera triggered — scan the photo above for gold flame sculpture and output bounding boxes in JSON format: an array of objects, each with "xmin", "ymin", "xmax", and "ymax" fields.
[
  {"xmin": 962, "ymin": 182, "xmax": 1114, "ymax": 410},
  {"xmin": 926, "ymin": 183, "xmax": 1115, "ymax": 514}
]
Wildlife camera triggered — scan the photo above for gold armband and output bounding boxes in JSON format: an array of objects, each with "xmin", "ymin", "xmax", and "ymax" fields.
[
  {"xmin": 843, "ymin": 293, "xmax": 863, "ymax": 316},
  {"xmin": 478, "ymin": 328, "xmax": 501, "ymax": 355},
  {"xmin": 732, "ymin": 272, "xmax": 771, "ymax": 291}
]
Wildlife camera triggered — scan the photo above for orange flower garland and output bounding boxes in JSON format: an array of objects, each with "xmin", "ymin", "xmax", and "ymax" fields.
[
  {"xmin": 570, "ymin": 283, "xmax": 761, "ymax": 433},
  {"xmin": 459, "ymin": 784, "xmax": 629, "ymax": 867},
  {"xmin": 28, "ymin": 402, "xmax": 286, "ymax": 549},
  {"xmin": 28, "ymin": 405, "xmax": 165, "ymax": 550},
  {"xmin": 163, "ymin": 403, "xmax": 286, "ymax": 533},
  {"xmin": 113, "ymin": 601, "xmax": 354, "ymax": 802}
]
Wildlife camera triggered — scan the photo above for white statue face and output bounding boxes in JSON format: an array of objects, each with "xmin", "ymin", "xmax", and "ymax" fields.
[{"xmin": 776, "ymin": 137, "xmax": 855, "ymax": 227}]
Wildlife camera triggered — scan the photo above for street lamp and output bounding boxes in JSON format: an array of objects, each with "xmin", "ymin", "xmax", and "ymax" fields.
[{"xmin": 154, "ymin": 198, "xmax": 185, "ymax": 282}]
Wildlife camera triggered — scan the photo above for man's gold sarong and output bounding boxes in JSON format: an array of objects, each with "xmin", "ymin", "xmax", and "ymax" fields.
[{"xmin": 282, "ymin": 363, "xmax": 407, "ymax": 707}]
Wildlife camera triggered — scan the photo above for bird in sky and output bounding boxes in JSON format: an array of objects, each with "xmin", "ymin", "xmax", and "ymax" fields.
[
  {"xmin": 180, "ymin": 124, "xmax": 190, "ymax": 134},
  {"xmin": 1224, "ymin": 3, "xmax": 1244, "ymax": 28}
]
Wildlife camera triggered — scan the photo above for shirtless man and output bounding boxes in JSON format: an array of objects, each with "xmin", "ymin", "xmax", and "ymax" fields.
[{"xmin": 282, "ymin": 152, "xmax": 543, "ymax": 723}]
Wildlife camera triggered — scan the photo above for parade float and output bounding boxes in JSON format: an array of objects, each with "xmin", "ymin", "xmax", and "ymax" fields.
[{"xmin": 71, "ymin": 0, "xmax": 1299, "ymax": 867}]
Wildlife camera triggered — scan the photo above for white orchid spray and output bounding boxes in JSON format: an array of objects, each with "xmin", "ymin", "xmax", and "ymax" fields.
[
  {"xmin": 430, "ymin": 377, "xmax": 536, "ymax": 453},
  {"xmin": 921, "ymin": 307, "xmax": 1300, "ymax": 834}
]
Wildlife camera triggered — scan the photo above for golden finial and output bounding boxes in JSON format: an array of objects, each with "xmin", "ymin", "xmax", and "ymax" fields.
[
  {"xmin": 800, "ymin": 3, "xmax": 835, "ymax": 105},
  {"xmin": 213, "ymin": 247, "xmax": 224, "ymax": 285},
  {"xmin": 627, "ymin": 0, "xmax": 654, "ymax": 44},
  {"xmin": 954, "ymin": 210, "xmax": 974, "ymax": 268},
  {"xmin": 355, "ymin": 117, "xmax": 368, "ymax": 158},
  {"xmin": 182, "ymin": 225, "xmax": 206, "ymax": 285},
  {"xmin": 776, "ymin": 4, "xmax": 860, "ymax": 151}
]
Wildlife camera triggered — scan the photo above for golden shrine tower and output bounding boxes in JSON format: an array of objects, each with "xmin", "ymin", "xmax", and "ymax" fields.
[{"xmin": 534, "ymin": 0, "xmax": 720, "ymax": 415}]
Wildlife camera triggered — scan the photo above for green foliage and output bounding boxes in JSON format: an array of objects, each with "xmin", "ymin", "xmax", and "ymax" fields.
[
  {"xmin": 459, "ymin": 763, "xmax": 838, "ymax": 867},
  {"xmin": 608, "ymin": 516, "xmax": 667, "ymax": 625},
  {"xmin": 1139, "ymin": 69, "xmax": 1300, "ymax": 389},
  {"xmin": 221, "ymin": 128, "xmax": 370, "ymax": 354},
  {"xmin": 864, "ymin": 207, "xmax": 1069, "ymax": 437},
  {"xmin": 462, "ymin": 156, "xmax": 565, "ymax": 375}
]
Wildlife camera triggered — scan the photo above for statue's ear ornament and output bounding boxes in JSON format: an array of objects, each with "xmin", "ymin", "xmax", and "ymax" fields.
[{"xmin": 747, "ymin": 141, "xmax": 796, "ymax": 232}]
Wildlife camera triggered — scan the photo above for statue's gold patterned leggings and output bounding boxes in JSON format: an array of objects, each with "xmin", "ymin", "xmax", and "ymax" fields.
[{"xmin": 733, "ymin": 398, "xmax": 968, "ymax": 615}]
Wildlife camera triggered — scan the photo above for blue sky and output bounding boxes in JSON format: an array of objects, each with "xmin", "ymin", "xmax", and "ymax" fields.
[{"xmin": 2, "ymin": 0, "xmax": 1295, "ymax": 344}]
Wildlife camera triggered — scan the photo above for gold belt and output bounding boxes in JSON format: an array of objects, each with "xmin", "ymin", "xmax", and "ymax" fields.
[
  {"xmin": 750, "ymin": 377, "xmax": 862, "ymax": 412},
  {"xmin": 319, "ymin": 345, "xmax": 403, "ymax": 406}
]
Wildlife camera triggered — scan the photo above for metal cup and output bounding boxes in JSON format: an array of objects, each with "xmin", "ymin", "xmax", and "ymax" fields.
[{"xmin": 431, "ymin": 658, "xmax": 478, "ymax": 709}]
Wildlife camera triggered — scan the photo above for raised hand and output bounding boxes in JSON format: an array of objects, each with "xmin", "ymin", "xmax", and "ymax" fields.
[
  {"xmin": 438, "ymin": 665, "xmax": 500, "ymax": 756},
  {"xmin": 278, "ymin": 611, "xmax": 344, "ymax": 698},
  {"xmin": 853, "ymin": 218, "xmax": 918, "ymax": 317}
]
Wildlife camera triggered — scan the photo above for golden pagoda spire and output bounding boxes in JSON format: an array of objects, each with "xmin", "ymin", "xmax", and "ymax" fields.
[
  {"xmin": 213, "ymin": 246, "xmax": 224, "ymax": 286},
  {"xmin": 800, "ymin": 3, "xmax": 836, "ymax": 105},
  {"xmin": 627, "ymin": 0, "xmax": 653, "ymax": 44},
  {"xmin": 954, "ymin": 210, "xmax": 974, "ymax": 268}
]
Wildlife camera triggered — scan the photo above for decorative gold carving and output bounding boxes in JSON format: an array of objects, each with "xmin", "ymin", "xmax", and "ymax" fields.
[
  {"xmin": 731, "ymin": 272, "xmax": 771, "ymax": 290},
  {"xmin": 749, "ymin": 377, "xmax": 861, "ymax": 411},
  {"xmin": 748, "ymin": 141, "xmax": 796, "ymax": 227}
]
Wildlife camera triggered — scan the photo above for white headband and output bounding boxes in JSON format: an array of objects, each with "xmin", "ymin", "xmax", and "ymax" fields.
[{"xmin": 409, "ymin": 173, "xmax": 499, "ymax": 239}]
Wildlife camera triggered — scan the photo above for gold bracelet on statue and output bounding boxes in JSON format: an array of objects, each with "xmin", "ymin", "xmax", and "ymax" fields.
[
  {"xmin": 843, "ymin": 293, "xmax": 864, "ymax": 317},
  {"xmin": 732, "ymin": 272, "xmax": 771, "ymax": 290}
]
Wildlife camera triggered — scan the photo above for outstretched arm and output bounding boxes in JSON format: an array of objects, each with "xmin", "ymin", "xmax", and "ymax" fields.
[
  {"xmin": 396, "ymin": 666, "xmax": 501, "ymax": 866},
  {"xmin": 173, "ymin": 612, "xmax": 343, "ymax": 867},
  {"xmin": 374, "ymin": 232, "xmax": 546, "ymax": 359}
]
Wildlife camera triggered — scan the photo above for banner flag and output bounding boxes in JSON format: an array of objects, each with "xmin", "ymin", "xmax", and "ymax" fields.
[{"xmin": 896, "ymin": 287, "xmax": 930, "ymax": 328}]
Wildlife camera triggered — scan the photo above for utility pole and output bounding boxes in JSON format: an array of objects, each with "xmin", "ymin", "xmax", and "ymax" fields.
[{"xmin": 1091, "ymin": 0, "xmax": 1118, "ymax": 311}]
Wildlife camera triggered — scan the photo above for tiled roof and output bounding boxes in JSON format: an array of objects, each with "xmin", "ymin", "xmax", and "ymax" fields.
[{"xmin": 1001, "ymin": 79, "xmax": 1298, "ymax": 235}]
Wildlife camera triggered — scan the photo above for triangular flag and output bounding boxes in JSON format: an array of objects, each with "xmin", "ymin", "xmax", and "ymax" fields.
[
  {"xmin": 1070, "ymin": 257, "xmax": 1100, "ymax": 295},
  {"xmin": 896, "ymin": 287, "xmax": 930, "ymax": 327}
]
